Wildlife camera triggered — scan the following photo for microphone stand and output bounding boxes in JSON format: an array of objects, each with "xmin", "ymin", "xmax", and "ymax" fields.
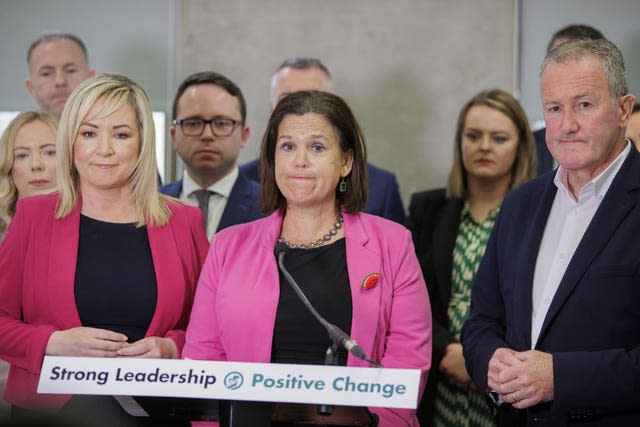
[{"xmin": 276, "ymin": 245, "xmax": 383, "ymax": 418}]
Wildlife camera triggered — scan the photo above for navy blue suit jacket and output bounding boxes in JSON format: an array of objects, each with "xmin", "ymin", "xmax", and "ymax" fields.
[
  {"xmin": 534, "ymin": 127, "xmax": 555, "ymax": 176},
  {"xmin": 461, "ymin": 147, "xmax": 640, "ymax": 425},
  {"xmin": 239, "ymin": 159, "xmax": 406, "ymax": 224},
  {"xmin": 159, "ymin": 172, "xmax": 263, "ymax": 232}
]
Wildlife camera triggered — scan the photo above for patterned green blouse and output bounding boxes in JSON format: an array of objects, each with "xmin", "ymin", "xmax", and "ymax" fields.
[{"xmin": 433, "ymin": 201, "xmax": 499, "ymax": 427}]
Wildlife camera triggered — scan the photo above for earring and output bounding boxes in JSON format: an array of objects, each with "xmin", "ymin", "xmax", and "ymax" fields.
[{"xmin": 339, "ymin": 178, "xmax": 347, "ymax": 193}]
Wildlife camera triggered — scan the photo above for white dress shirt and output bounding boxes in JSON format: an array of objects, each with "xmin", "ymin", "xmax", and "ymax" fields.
[
  {"xmin": 530, "ymin": 142, "xmax": 631, "ymax": 347},
  {"xmin": 180, "ymin": 167, "xmax": 238, "ymax": 241}
]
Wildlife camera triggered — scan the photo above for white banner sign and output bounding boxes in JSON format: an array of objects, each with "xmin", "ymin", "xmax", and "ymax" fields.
[{"xmin": 38, "ymin": 356, "xmax": 420, "ymax": 409}]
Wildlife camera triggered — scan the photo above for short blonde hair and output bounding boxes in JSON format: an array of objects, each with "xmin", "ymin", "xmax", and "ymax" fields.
[
  {"xmin": 56, "ymin": 73, "xmax": 170, "ymax": 227},
  {"xmin": 0, "ymin": 110, "xmax": 58, "ymax": 233},
  {"xmin": 446, "ymin": 89, "xmax": 537, "ymax": 199}
]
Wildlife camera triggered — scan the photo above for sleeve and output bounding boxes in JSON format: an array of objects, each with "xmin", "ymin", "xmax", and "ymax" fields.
[
  {"xmin": 460, "ymin": 211, "xmax": 511, "ymax": 392},
  {"xmin": 164, "ymin": 206, "xmax": 210, "ymax": 354},
  {"xmin": 182, "ymin": 235, "xmax": 227, "ymax": 361},
  {"xmin": 370, "ymin": 230, "xmax": 432, "ymax": 427},
  {"xmin": 0, "ymin": 203, "xmax": 57, "ymax": 374}
]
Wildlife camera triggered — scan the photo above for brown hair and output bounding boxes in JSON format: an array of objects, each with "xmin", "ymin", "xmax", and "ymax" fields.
[
  {"xmin": 446, "ymin": 88, "xmax": 537, "ymax": 198},
  {"xmin": 259, "ymin": 90, "xmax": 367, "ymax": 214}
]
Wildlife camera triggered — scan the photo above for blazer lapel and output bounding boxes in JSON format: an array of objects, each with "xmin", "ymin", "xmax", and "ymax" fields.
[
  {"xmin": 343, "ymin": 212, "xmax": 382, "ymax": 363},
  {"xmin": 538, "ymin": 149, "xmax": 640, "ymax": 344},
  {"xmin": 47, "ymin": 204, "xmax": 82, "ymax": 328},
  {"xmin": 431, "ymin": 198, "xmax": 463, "ymax": 308},
  {"xmin": 218, "ymin": 174, "xmax": 253, "ymax": 231}
]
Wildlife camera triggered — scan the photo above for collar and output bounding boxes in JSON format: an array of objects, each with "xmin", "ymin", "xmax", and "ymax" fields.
[
  {"xmin": 182, "ymin": 167, "xmax": 239, "ymax": 198},
  {"xmin": 553, "ymin": 141, "xmax": 631, "ymax": 204}
]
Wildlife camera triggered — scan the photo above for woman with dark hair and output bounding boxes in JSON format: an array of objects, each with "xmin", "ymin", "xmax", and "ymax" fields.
[
  {"xmin": 409, "ymin": 89, "xmax": 536, "ymax": 427},
  {"xmin": 184, "ymin": 90, "xmax": 431, "ymax": 426}
]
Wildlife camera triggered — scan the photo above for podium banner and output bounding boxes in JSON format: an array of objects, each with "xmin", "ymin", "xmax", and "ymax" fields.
[{"xmin": 38, "ymin": 356, "xmax": 420, "ymax": 409}]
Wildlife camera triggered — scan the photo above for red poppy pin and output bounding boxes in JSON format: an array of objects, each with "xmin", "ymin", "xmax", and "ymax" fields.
[{"xmin": 362, "ymin": 273, "xmax": 380, "ymax": 290}]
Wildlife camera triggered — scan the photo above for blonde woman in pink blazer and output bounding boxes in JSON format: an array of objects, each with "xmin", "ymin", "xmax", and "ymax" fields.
[
  {"xmin": 0, "ymin": 74, "xmax": 208, "ymax": 425},
  {"xmin": 184, "ymin": 91, "xmax": 432, "ymax": 426}
]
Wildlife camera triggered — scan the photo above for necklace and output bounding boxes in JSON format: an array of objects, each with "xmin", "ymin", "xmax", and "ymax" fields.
[{"xmin": 278, "ymin": 211, "xmax": 344, "ymax": 249}]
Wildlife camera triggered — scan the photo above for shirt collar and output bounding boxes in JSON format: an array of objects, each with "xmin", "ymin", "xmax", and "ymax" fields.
[
  {"xmin": 553, "ymin": 141, "xmax": 630, "ymax": 204},
  {"xmin": 182, "ymin": 167, "xmax": 239, "ymax": 199},
  {"xmin": 461, "ymin": 200, "xmax": 500, "ymax": 224}
]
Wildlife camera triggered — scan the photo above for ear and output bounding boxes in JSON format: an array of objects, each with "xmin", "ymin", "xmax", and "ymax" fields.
[
  {"xmin": 619, "ymin": 94, "xmax": 637, "ymax": 128},
  {"xmin": 88, "ymin": 69, "xmax": 96, "ymax": 78},
  {"xmin": 25, "ymin": 78, "xmax": 34, "ymax": 97},
  {"xmin": 170, "ymin": 126, "xmax": 177, "ymax": 149},
  {"xmin": 341, "ymin": 150, "xmax": 354, "ymax": 178},
  {"xmin": 240, "ymin": 126, "xmax": 250, "ymax": 149}
]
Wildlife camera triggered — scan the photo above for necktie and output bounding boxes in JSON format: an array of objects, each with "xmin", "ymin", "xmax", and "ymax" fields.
[{"xmin": 193, "ymin": 189, "xmax": 212, "ymax": 228}]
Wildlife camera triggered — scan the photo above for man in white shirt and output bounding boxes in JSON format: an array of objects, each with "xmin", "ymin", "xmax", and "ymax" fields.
[
  {"xmin": 461, "ymin": 38, "xmax": 638, "ymax": 425},
  {"xmin": 160, "ymin": 71, "xmax": 262, "ymax": 240}
]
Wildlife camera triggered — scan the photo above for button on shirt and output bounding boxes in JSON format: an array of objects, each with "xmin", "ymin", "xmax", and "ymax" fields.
[
  {"xmin": 531, "ymin": 142, "xmax": 631, "ymax": 347},
  {"xmin": 180, "ymin": 168, "xmax": 238, "ymax": 241}
]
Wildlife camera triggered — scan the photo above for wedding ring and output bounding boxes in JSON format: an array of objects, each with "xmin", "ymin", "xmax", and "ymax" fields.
[{"xmin": 512, "ymin": 391, "xmax": 518, "ymax": 403}]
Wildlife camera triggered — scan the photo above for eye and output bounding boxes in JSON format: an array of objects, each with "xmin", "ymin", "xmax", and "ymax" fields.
[
  {"xmin": 43, "ymin": 148, "xmax": 56, "ymax": 157},
  {"xmin": 547, "ymin": 105, "xmax": 561, "ymax": 113},
  {"xmin": 464, "ymin": 132, "xmax": 480, "ymax": 141},
  {"xmin": 492, "ymin": 136, "xmax": 508, "ymax": 144},
  {"xmin": 80, "ymin": 130, "xmax": 96, "ymax": 138},
  {"xmin": 310, "ymin": 143, "xmax": 326, "ymax": 153},
  {"xmin": 213, "ymin": 119, "xmax": 234, "ymax": 130},
  {"xmin": 183, "ymin": 119, "xmax": 202, "ymax": 129},
  {"xmin": 115, "ymin": 132, "xmax": 130, "ymax": 140},
  {"xmin": 577, "ymin": 101, "xmax": 592, "ymax": 110},
  {"xmin": 14, "ymin": 152, "xmax": 29, "ymax": 160},
  {"xmin": 65, "ymin": 67, "xmax": 78, "ymax": 75},
  {"xmin": 279, "ymin": 142, "xmax": 293, "ymax": 151}
]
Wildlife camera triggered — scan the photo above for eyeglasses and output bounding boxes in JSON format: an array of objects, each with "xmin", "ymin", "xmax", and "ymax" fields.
[{"xmin": 173, "ymin": 117, "xmax": 242, "ymax": 137}]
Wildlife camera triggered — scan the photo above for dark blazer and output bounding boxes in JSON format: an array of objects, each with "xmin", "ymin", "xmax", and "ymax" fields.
[
  {"xmin": 159, "ymin": 172, "xmax": 263, "ymax": 232},
  {"xmin": 461, "ymin": 147, "xmax": 640, "ymax": 426},
  {"xmin": 534, "ymin": 127, "xmax": 555, "ymax": 176},
  {"xmin": 239, "ymin": 159, "xmax": 406, "ymax": 224},
  {"xmin": 407, "ymin": 189, "xmax": 463, "ymax": 426}
]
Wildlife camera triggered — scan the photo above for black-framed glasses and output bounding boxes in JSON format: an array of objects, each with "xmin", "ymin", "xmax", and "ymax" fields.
[{"xmin": 173, "ymin": 117, "xmax": 242, "ymax": 137}]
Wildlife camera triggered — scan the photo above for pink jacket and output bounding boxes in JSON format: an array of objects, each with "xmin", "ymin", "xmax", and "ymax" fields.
[
  {"xmin": 184, "ymin": 210, "xmax": 432, "ymax": 426},
  {"xmin": 0, "ymin": 193, "xmax": 209, "ymax": 410}
]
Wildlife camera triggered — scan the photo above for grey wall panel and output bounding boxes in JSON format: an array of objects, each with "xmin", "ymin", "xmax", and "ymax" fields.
[{"xmin": 181, "ymin": 0, "xmax": 516, "ymax": 208}]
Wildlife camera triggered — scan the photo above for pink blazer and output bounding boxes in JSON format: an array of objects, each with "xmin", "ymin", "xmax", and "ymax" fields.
[
  {"xmin": 184, "ymin": 210, "xmax": 432, "ymax": 426},
  {"xmin": 0, "ymin": 193, "xmax": 209, "ymax": 410}
]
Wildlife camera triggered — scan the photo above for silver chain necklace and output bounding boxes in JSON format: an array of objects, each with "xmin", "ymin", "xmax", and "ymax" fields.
[{"xmin": 278, "ymin": 211, "xmax": 344, "ymax": 249}]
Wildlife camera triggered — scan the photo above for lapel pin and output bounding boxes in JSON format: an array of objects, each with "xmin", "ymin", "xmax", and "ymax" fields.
[{"xmin": 362, "ymin": 273, "xmax": 380, "ymax": 290}]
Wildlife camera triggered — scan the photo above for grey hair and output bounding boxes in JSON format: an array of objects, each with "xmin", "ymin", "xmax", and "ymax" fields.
[{"xmin": 541, "ymin": 38, "xmax": 628, "ymax": 100}]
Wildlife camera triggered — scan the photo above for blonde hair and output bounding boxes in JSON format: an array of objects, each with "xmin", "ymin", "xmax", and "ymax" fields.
[
  {"xmin": 56, "ymin": 73, "xmax": 170, "ymax": 227},
  {"xmin": 446, "ymin": 89, "xmax": 537, "ymax": 199},
  {"xmin": 0, "ymin": 110, "xmax": 58, "ymax": 233}
]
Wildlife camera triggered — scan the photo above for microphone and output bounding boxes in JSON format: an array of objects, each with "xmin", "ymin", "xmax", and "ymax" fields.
[{"xmin": 275, "ymin": 242, "xmax": 382, "ymax": 368}]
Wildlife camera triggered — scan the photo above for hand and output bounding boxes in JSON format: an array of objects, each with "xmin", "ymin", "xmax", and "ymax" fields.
[
  {"xmin": 116, "ymin": 336, "xmax": 178, "ymax": 359},
  {"xmin": 46, "ymin": 327, "xmax": 127, "ymax": 357},
  {"xmin": 439, "ymin": 343, "xmax": 473, "ymax": 388},
  {"xmin": 488, "ymin": 348, "xmax": 554, "ymax": 409}
]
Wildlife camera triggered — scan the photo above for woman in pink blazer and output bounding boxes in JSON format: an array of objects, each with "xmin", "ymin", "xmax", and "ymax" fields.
[
  {"xmin": 184, "ymin": 91, "xmax": 432, "ymax": 426},
  {"xmin": 0, "ymin": 74, "xmax": 208, "ymax": 425}
]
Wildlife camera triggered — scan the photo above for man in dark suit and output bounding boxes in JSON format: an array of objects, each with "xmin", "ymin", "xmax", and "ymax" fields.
[
  {"xmin": 461, "ymin": 38, "xmax": 639, "ymax": 425},
  {"xmin": 239, "ymin": 57, "xmax": 406, "ymax": 224},
  {"xmin": 534, "ymin": 24, "xmax": 605, "ymax": 176},
  {"xmin": 160, "ymin": 72, "xmax": 262, "ymax": 240}
]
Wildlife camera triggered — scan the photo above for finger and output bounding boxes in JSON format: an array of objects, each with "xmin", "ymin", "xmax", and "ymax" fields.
[
  {"xmin": 86, "ymin": 328, "xmax": 128, "ymax": 342},
  {"xmin": 89, "ymin": 338, "xmax": 127, "ymax": 352},
  {"xmin": 117, "ymin": 340, "xmax": 151, "ymax": 357}
]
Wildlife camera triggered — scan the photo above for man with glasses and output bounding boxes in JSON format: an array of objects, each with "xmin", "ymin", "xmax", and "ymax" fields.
[{"xmin": 160, "ymin": 71, "xmax": 262, "ymax": 240}]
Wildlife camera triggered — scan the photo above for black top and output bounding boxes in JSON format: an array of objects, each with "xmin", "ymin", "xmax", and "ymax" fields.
[
  {"xmin": 272, "ymin": 238, "xmax": 352, "ymax": 366},
  {"xmin": 74, "ymin": 215, "xmax": 157, "ymax": 343}
]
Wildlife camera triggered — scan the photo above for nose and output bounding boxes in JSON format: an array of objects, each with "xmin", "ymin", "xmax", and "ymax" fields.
[
  {"xmin": 294, "ymin": 149, "xmax": 309, "ymax": 167},
  {"xmin": 200, "ymin": 122, "xmax": 216, "ymax": 140},
  {"xmin": 96, "ymin": 134, "xmax": 115, "ymax": 156},
  {"xmin": 560, "ymin": 109, "xmax": 579, "ymax": 135},
  {"xmin": 54, "ymin": 70, "xmax": 67, "ymax": 87},
  {"xmin": 30, "ymin": 153, "xmax": 45, "ymax": 171},
  {"xmin": 479, "ymin": 135, "xmax": 492, "ymax": 150}
]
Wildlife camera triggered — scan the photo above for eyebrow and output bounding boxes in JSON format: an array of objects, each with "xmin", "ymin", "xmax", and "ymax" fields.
[{"xmin": 81, "ymin": 122, "xmax": 133, "ymax": 130}]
